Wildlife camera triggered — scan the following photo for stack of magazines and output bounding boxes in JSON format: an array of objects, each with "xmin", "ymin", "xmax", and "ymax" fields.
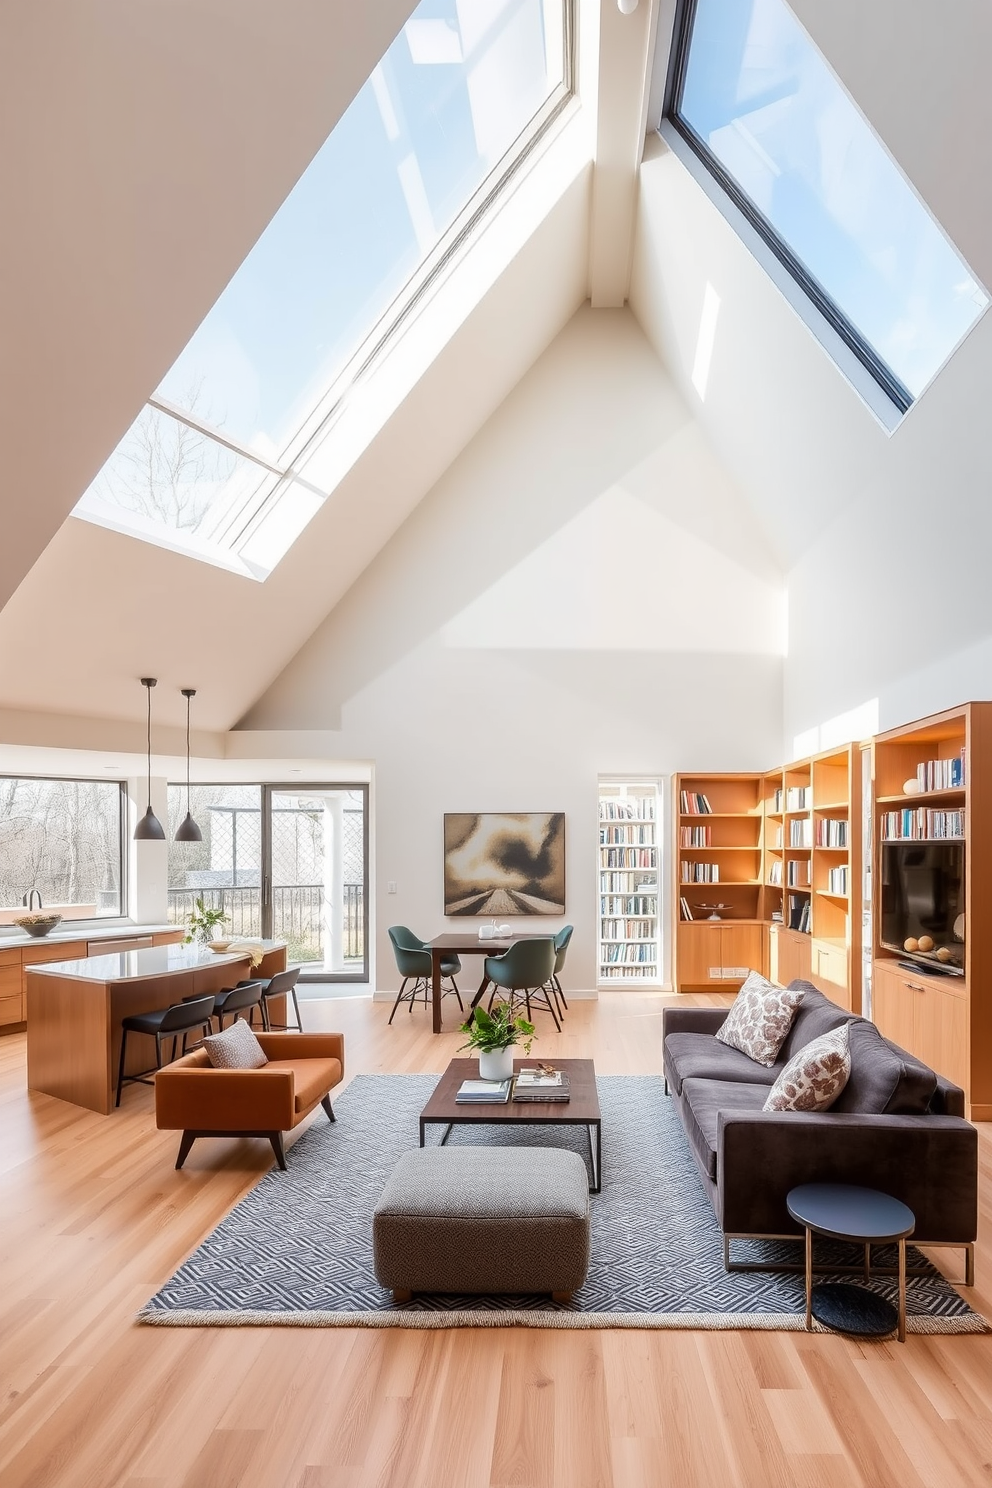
[
  {"xmin": 512, "ymin": 1068, "xmax": 570, "ymax": 1103},
  {"xmin": 455, "ymin": 1079, "xmax": 512, "ymax": 1104}
]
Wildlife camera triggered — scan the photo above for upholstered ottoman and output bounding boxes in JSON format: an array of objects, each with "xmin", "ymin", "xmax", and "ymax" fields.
[{"xmin": 372, "ymin": 1146, "xmax": 591, "ymax": 1302}]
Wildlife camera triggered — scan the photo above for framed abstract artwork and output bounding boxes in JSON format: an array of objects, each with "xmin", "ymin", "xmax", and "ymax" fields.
[{"xmin": 443, "ymin": 812, "xmax": 565, "ymax": 915}]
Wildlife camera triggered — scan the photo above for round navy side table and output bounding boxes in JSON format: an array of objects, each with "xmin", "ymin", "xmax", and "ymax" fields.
[{"xmin": 786, "ymin": 1182, "xmax": 916, "ymax": 1342}]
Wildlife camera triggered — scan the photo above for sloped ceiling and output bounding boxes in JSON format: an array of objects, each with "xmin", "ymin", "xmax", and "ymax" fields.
[
  {"xmin": 0, "ymin": 0, "xmax": 421, "ymax": 613},
  {"xmin": 0, "ymin": 0, "xmax": 667, "ymax": 738}
]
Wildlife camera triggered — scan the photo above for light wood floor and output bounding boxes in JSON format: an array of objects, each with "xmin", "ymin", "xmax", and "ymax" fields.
[{"xmin": 2, "ymin": 990, "xmax": 992, "ymax": 1488}]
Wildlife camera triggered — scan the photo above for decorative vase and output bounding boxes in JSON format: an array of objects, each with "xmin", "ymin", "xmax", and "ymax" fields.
[{"xmin": 479, "ymin": 1046, "xmax": 515, "ymax": 1082}]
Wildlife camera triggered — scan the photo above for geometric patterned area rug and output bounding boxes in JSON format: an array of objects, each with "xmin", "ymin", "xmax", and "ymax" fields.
[{"xmin": 139, "ymin": 1073, "xmax": 987, "ymax": 1333}]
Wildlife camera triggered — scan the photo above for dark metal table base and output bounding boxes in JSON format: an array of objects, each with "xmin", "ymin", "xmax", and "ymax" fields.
[{"xmin": 811, "ymin": 1282, "xmax": 900, "ymax": 1338}]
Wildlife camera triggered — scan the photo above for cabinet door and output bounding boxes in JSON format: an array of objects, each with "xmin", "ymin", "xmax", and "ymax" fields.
[
  {"xmin": 676, "ymin": 924, "xmax": 724, "ymax": 989},
  {"xmin": 872, "ymin": 967, "xmax": 918, "ymax": 1054},
  {"xmin": 720, "ymin": 924, "xmax": 763, "ymax": 982},
  {"xmin": 776, "ymin": 929, "xmax": 812, "ymax": 986},
  {"xmin": 811, "ymin": 939, "xmax": 850, "ymax": 1009},
  {"xmin": 935, "ymin": 989, "xmax": 968, "ymax": 1092}
]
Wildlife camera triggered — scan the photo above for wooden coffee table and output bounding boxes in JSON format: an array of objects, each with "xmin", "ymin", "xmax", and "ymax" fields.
[{"xmin": 419, "ymin": 1057, "xmax": 602, "ymax": 1193}]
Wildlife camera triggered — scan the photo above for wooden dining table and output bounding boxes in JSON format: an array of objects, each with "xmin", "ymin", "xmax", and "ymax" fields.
[{"xmin": 423, "ymin": 932, "xmax": 552, "ymax": 1034}]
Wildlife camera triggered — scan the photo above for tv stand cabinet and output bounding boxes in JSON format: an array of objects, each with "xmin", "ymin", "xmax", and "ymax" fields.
[{"xmin": 870, "ymin": 702, "xmax": 992, "ymax": 1118}]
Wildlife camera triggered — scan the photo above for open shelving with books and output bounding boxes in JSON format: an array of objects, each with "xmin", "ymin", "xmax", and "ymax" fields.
[
  {"xmin": 673, "ymin": 772, "xmax": 764, "ymax": 991},
  {"xmin": 598, "ymin": 780, "xmax": 661, "ymax": 985},
  {"xmin": 870, "ymin": 702, "xmax": 992, "ymax": 1116},
  {"xmin": 675, "ymin": 747, "xmax": 861, "ymax": 1007}
]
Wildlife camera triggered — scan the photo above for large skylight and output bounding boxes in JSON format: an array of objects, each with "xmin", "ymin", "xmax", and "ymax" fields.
[
  {"xmin": 667, "ymin": 0, "xmax": 988, "ymax": 413},
  {"xmin": 75, "ymin": 0, "xmax": 570, "ymax": 576}
]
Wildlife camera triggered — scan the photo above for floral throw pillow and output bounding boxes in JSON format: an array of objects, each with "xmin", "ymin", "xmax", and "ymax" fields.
[
  {"xmin": 763, "ymin": 1024, "xmax": 851, "ymax": 1112},
  {"xmin": 716, "ymin": 971, "xmax": 804, "ymax": 1067}
]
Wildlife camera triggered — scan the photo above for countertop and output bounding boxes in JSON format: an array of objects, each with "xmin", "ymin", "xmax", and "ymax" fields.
[
  {"xmin": 0, "ymin": 922, "xmax": 178, "ymax": 951},
  {"xmin": 24, "ymin": 941, "xmax": 286, "ymax": 983}
]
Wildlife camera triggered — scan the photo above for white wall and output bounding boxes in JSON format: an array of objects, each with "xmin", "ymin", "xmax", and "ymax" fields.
[
  {"xmin": 244, "ymin": 305, "xmax": 786, "ymax": 991},
  {"xmin": 629, "ymin": 137, "xmax": 992, "ymax": 758}
]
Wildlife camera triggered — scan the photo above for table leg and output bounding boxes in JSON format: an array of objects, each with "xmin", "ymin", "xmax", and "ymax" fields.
[
  {"xmin": 431, "ymin": 950, "xmax": 442, "ymax": 1034},
  {"xmin": 587, "ymin": 1121, "xmax": 601, "ymax": 1194},
  {"xmin": 898, "ymin": 1237, "xmax": 906, "ymax": 1343},
  {"xmin": 864, "ymin": 1242, "xmax": 871, "ymax": 1281},
  {"xmin": 805, "ymin": 1227, "xmax": 813, "ymax": 1331},
  {"xmin": 470, "ymin": 974, "xmax": 490, "ymax": 1013}
]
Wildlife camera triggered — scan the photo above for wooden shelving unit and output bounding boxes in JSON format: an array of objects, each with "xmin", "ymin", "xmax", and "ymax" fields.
[
  {"xmin": 674, "ymin": 747, "xmax": 861, "ymax": 1007},
  {"xmin": 598, "ymin": 781, "xmax": 660, "ymax": 984},
  {"xmin": 673, "ymin": 772, "xmax": 764, "ymax": 991},
  {"xmin": 870, "ymin": 702, "xmax": 992, "ymax": 1115}
]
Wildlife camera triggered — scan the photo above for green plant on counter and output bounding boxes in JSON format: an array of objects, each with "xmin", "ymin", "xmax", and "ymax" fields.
[
  {"xmin": 458, "ymin": 1003, "xmax": 535, "ymax": 1055},
  {"xmin": 184, "ymin": 896, "xmax": 230, "ymax": 945}
]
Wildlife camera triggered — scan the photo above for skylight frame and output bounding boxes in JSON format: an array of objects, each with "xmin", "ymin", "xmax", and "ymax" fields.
[
  {"xmin": 73, "ymin": 1, "xmax": 577, "ymax": 579},
  {"xmin": 659, "ymin": 0, "xmax": 987, "ymax": 421}
]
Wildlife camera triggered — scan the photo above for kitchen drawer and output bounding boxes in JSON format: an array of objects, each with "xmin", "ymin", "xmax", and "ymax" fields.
[
  {"xmin": 0, "ymin": 992, "xmax": 23, "ymax": 1026},
  {"xmin": 21, "ymin": 940, "xmax": 78, "ymax": 966},
  {"xmin": 0, "ymin": 966, "xmax": 21, "ymax": 997},
  {"xmin": 0, "ymin": 946, "xmax": 21, "ymax": 968},
  {"xmin": 91, "ymin": 936, "xmax": 154, "ymax": 955}
]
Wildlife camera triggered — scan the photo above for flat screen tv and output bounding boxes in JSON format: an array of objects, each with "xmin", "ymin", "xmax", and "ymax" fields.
[{"xmin": 880, "ymin": 840, "xmax": 965, "ymax": 972}]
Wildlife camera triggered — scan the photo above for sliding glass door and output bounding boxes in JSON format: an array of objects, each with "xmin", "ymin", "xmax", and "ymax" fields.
[
  {"xmin": 168, "ymin": 783, "xmax": 368, "ymax": 980},
  {"xmin": 263, "ymin": 786, "xmax": 368, "ymax": 979}
]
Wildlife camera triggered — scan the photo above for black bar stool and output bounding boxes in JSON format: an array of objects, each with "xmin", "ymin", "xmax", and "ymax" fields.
[
  {"xmin": 239, "ymin": 966, "xmax": 304, "ymax": 1032},
  {"xmin": 194, "ymin": 979, "xmax": 264, "ymax": 1031},
  {"xmin": 115, "ymin": 995, "xmax": 216, "ymax": 1107}
]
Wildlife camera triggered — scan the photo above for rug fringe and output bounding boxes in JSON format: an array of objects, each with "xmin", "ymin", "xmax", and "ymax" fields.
[{"xmin": 136, "ymin": 1305, "xmax": 990, "ymax": 1334}]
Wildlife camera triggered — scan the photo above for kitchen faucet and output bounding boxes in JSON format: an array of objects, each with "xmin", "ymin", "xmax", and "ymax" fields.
[{"xmin": 22, "ymin": 889, "xmax": 43, "ymax": 910}]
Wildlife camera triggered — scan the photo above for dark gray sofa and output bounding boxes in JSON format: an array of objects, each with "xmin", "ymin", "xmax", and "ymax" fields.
[{"xmin": 663, "ymin": 981, "xmax": 978, "ymax": 1278}]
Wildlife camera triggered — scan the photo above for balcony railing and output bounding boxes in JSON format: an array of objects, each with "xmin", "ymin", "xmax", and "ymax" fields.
[{"xmin": 167, "ymin": 884, "xmax": 364, "ymax": 966}]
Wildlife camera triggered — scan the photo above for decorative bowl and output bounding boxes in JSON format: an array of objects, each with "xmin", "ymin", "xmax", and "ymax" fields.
[
  {"xmin": 14, "ymin": 913, "xmax": 63, "ymax": 938},
  {"xmin": 207, "ymin": 939, "xmax": 232, "ymax": 952}
]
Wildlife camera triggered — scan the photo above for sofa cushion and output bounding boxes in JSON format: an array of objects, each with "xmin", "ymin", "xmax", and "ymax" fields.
[
  {"xmin": 763, "ymin": 1024, "xmax": 851, "ymax": 1112},
  {"xmin": 664, "ymin": 1032, "xmax": 779, "ymax": 1096},
  {"xmin": 716, "ymin": 972, "xmax": 804, "ymax": 1067},
  {"xmin": 203, "ymin": 1019, "xmax": 268, "ymax": 1070},
  {"xmin": 777, "ymin": 982, "xmax": 856, "ymax": 1062},
  {"xmin": 830, "ymin": 1018, "xmax": 937, "ymax": 1114},
  {"xmin": 264, "ymin": 1058, "xmax": 343, "ymax": 1115},
  {"xmin": 679, "ymin": 1077, "xmax": 770, "ymax": 1181}
]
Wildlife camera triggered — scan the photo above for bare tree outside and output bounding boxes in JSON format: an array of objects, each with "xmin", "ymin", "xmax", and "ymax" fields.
[{"xmin": 0, "ymin": 778, "xmax": 123, "ymax": 918}]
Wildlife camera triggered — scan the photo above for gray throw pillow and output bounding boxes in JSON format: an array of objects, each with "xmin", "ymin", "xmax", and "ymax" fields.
[{"xmin": 203, "ymin": 1019, "xmax": 268, "ymax": 1070}]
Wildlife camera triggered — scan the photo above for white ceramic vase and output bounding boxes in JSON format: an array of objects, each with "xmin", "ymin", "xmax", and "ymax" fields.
[{"xmin": 478, "ymin": 1046, "xmax": 515, "ymax": 1082}]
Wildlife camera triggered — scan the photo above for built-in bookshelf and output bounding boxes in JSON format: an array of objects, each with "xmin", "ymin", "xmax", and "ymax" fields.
[
  {"xmin": 870, "ymin": 702, "xmax": 992, "ymax": 1116},
  {"xmin": 675, "ymin": 748, "xmax": 861, "ymax": 1007},
  {"xmin": 598, "ymin": 781, "xmax": 661, "ymax": 984},
  {"xmin": 673, "ymin": 773, "xmax": 764, "ymax": 991}
]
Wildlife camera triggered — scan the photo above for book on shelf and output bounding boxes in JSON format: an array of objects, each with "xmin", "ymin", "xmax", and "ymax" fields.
[
  {"xmin": 815, "ymin": 818, "xmax": 848, "ymax": 847},
  {"xmin": 679, "ymin": 895, "xmax": 693, "ymax": 921},
  {"xmin": 680, "ymin": 824, "xmax": 712, "ymax": 847},
  {"xmin": 880, "ymin": 808, "xmax": 964, "ymax": 840},
  {"xmin": 767, "ymin": 860, "xmax": 783, "ymax": 886},
  {"xmin": 827, "ymin": 865, "xmax": 849, "ymax": 895},
  {"xmin": 772, "ymin": 788, "xmax": 783, "ymax": 812},
  {"xmin": 788, "ymin": 818, "xmax": 813, "ymax": 847},
  {"xmin": 600, "ymin": 799, "xmax": 656, "ymax": 821},
  {"xmin": 916, "ymin": 754, "xmax": 965, "ymax": 792},
  {"xmin": 679, "ymin": 790, "xmax": 712, "ymax": 814},
  {"xmin": 455, "ymin": 1079, "xmax": 512, "ymax": 1104},
  {"xmin": 787, "ymin": 895, "xmax": 811, "ymax": 933},
  {"xmin": 681, "ymin": 863, "xmax": 719, "ymax": 883},
  {"xmin": 770, "ymin": 909, "xmax": 784, "ymax": 922},
  {"xmin": 786, "ymin": 860, "xmax": 810, "ymax": 887}
]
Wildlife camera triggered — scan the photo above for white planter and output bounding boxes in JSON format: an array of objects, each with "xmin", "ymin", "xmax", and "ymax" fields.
[{"xmin": 478, "ymin": 1046, "xmax": 515, "ymax": 1082}]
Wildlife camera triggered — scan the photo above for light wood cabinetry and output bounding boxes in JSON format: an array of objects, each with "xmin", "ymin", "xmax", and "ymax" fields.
[
  {"xmin": 0, "ymin": 928, "xmax": 184, "ymax": 1032},
  {"xmin": 870, "ymin": 702, "xmax": 992, "ymax": 1114},
  {"xmin": 675, "ymin": 750, "xmax": 860, "ymax": 1006},
  {"xmin": 674, "ymin": 772, "xmax": 765, "ymax": 991}
]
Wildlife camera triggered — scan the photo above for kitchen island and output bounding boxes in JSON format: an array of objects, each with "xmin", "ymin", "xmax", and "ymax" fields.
[{"xmin": 26, "ymin": 941, "xmax": 287, "ymax": 1114}]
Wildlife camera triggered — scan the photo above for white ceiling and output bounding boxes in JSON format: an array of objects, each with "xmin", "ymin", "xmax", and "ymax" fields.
[{"xmin": 4, "ymin": 0, "xmax": 990, "ymax": 749}]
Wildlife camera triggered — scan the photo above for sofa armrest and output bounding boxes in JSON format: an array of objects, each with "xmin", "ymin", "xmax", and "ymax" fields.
[
  {"xmin": 257, "ymin": 1032, "xmax": 345, "ymax": 1076},
  {"xmin": 663, "ymin": 1007, "xmax": 729, "ymax": 1039},
  {"xmin": 717, "ymin": 1110, "xmax": 978, "ymax": 1243},
  {"xmin": 155, "ymin": 1064, "xmax": 296, "ymax": 1132}
]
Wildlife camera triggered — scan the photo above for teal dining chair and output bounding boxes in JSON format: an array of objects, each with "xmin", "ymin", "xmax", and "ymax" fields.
[
  {"xmin": 548, "ymin": 923, "xmax": 573, "ymax": 1015},
  {"xmin": 387, "ymin": 925, "xmax": 463, "ymax": 1024},
  {"xmin": 485, "ymin": 938, "xmax": 558, "ymax": 1030}
]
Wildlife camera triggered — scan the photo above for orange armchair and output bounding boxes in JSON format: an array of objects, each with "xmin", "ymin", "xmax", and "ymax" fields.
[{"xmin": 155, "ymin": 1031, "xmax": 345, "ymax": 1170}]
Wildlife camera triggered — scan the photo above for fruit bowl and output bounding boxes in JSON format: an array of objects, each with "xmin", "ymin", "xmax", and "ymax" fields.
[
  {"xmin": 14, "ymin": 913, "xmax": 63, "ymax": 938},
  {"xmin": 207, "ymin": 939, "xmax": 233, "ymax": 952}
]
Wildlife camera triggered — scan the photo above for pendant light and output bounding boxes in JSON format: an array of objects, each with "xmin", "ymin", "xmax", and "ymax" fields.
[
  {"xmin": 175, "ymin": 688, "xmax": 203, "ymax": 842},
  {"xmin": 134, "ymin": 678, "xmax": 166, "ymax": 840}
]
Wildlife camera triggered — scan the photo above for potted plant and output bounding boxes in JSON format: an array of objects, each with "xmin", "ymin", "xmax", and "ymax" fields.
[
  {"xmin": 184, "ymin": 896, "xmax": 230, "ymax": 947},
  {"xmin": 458, "ymin": 1004, "xmax": 535, "ymax": 1081}
]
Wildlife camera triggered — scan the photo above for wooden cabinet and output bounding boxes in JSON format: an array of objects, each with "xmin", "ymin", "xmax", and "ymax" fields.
[
  {"xmin": 769, "ymin": 926, "xmax": 811, "ymax": 988},
  {"xmin": 0, "ymin": 929, "xmax": 185, "ymax": 1034},
  {"xmin": 676, "ymin": 921, "xmax": 763, "ymax": 989},
  {"xmin": 871, "ymin": 702, "xmax": 992, "ymax": 1115},
  {"xmin": 872, "ymin": 959, "xmax": 968, "ymax": 1092}
]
